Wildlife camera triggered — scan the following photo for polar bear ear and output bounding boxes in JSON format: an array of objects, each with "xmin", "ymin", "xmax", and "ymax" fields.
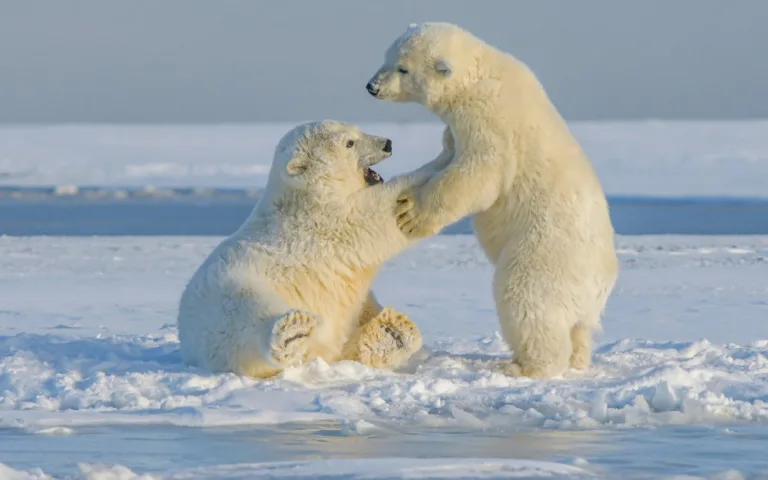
[
  {"xmin": 285, "ymin": 151, "xmax": 310, "ymax": 177},
  {"xmin": 435, "ymin": 59, "xmax": 452, "ymax": 77}
]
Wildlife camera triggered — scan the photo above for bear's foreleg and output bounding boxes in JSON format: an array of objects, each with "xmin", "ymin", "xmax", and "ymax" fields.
[{"xmin": 396, "ymin": 146, "xmax": 506, "ymax": 239}]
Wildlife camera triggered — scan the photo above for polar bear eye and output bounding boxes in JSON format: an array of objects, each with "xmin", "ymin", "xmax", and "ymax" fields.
[
  {"xmin": 397, "ymin": 66, "xmax": 409, "ymax": 75},
  {"xmin": 346, "ymin": 140, "xmax": 355, "ymax": 148}
]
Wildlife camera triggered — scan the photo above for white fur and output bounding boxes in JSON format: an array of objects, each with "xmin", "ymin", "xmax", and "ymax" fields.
[
  {"xmin": 368, "ymin": 23, "xmax": 620, "ymax": 378},
  {"xmin": 177, "ymin": 121, "xmax": 429, "ymax": 378}
]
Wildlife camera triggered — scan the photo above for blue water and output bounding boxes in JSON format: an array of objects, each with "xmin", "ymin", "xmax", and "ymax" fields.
[
  {"xmin": 1, "ymin": 422, "xmax": 766, "ymax": 478},
  {"xmin": 2, "ymin": 194, "xmax": 768, "ymax": 236}
]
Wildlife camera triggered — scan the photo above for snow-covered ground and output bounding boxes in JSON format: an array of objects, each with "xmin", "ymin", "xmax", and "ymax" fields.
[
  {"xmin": 1, "ymin": 235, "xmax": 767, "ymax": 479},
  {"xmin": 1, "ymin": 121, "xmax": 767, "ymax": 478},
  {"xmin": 2, "ymin": 121, "xmax": 768, "ymax": 197}
]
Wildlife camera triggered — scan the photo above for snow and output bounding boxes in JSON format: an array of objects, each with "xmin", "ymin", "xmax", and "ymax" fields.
[
  {"xmin": 1, "ymin": 121, "xmax": 768, "ymax": 197},
  {"xmin": 1, "ymin": 120, "xmax": 768, "ymax": 478},
  {"xmin": 1, "ymin": 234, "xmax": 767, "ymax": 478}
]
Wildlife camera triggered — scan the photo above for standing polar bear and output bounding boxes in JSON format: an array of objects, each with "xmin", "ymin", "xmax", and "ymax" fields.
[
  {"xmin": 178, "ymin": 121, "xmax": 429, "ymax": 378},
  {"xmin": 367, "ymin": 22, "xmax": 619, "ymax": 378}
]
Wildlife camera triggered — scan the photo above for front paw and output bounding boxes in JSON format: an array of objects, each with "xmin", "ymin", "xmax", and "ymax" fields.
[
  {"xmin": 395, "ymin": 192, "xmax": 438, "ymax": 238},
  {"xmin": 394, "ymin": 191, "xmax": 416, "ymax": 231}
]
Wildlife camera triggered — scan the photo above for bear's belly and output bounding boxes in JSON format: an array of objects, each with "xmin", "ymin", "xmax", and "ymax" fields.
[{"xmin": 471, "ymin": 200, "xmax": 520, "ymax": 265}]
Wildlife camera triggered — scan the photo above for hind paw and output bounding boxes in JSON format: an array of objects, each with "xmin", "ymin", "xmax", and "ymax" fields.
[
  {"xmin": 357, "ymin": 308, "xmax": 422, "ymax": 369},
  {"xmin": 267, "ymin": 310, "xmax": 319, "ymax": 368}
]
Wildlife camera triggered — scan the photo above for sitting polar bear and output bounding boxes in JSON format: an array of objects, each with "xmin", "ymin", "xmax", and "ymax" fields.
[
  {"xmin": 366, "ymin": 22, "xmax": 619, "ymax": 378},
  {"xmin": 177, "ymin": 120, "xmax": 429, "ymax": 378}
]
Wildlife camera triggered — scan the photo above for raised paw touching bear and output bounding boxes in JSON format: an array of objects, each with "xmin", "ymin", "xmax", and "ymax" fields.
[{"xmin": 395, "ymin": 189, "xmax": 441, "ymax": 238}]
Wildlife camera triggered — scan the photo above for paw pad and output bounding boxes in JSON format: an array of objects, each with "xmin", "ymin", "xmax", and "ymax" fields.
[
  {"xmin": 268, "ymin": 311, "xmax": 318, "ymax": 368},
  {"xmin": 381, "ymin": 323, "xmax": 406, "ymax": 349}
]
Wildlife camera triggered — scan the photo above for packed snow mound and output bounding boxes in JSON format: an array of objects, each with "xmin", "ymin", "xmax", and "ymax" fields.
[{"xmin": 1, "ymin": 330, "xmax": 766, "ymax": 432}]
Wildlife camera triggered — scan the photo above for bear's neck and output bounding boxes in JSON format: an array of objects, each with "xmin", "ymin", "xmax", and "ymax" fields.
[{"xmin": 241, "ymin": 187, "xmax": 346, "ymax": 234}]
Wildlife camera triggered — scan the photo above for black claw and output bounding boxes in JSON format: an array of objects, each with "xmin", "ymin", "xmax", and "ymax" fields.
[
  {"xmin": 382, "ymin": 324, "xmax": 405, "ymax": 349},
  {"xmin": 284, "ymin": 332, "xmax": 309, "ymax": 345}
]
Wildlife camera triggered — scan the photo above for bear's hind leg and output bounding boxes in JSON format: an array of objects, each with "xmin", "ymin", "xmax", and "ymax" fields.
[
  {"xmin": 496, "ymin": 292, "xmax": 574, "ymax": 379},
  {"xmin": 267, "ymin": 310, "xmax": 321, "ymax": 368},
  {"xmin": 357, "ymin": 291, "xmax": 384, "ymax": 326},
  {"xmin": 344, "ymin": 307, "xmax": 422, "ymax": 370},
  {"xmin": 500, "ymin": 321, "xmax": 572, "ymax": 379},
  {"xmin": 494, "ymin": 258, "xmax": 576, "ymax": 378}
]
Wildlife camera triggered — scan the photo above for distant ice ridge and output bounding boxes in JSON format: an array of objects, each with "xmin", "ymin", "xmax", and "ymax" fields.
[
  {"xmin": 2, "ymin": 121, "xmax": 768, "ymax": 197},
  {"xmin": 5, "ymin": 185, "xmax": 768, "ymax": 203},
  {"xmin": 0, "ymin": 458, "xmax": 593, "ymax": 479},
  {"xmin": 0, "ymin": 185, "xmax": 262, "ymax": 200}
]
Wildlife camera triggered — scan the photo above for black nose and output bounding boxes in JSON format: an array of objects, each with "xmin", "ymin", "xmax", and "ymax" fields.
[
  {"xmin": 366, "ymin": 82, "xmax": 379, "ymax": 96},
  {"xmin": 383, "ymin": 139, "xmax": 392, "ymax": 153}
]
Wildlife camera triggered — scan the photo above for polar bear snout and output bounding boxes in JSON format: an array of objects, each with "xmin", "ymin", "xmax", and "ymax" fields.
[
  {"xmin": 359, "ymin": 135, "xmax": 393, "ymax": 167},
  {"xmin": 366, "ymin": 81, "xmax": 380, "ymax": 97},
  {"xmin": 366, "ymin": 65, "xmax": 411, "ymax": 103},
  {"xmin": 359, "ymin": 135, "xmax": 391, "ymax": 186},
  {"xmin": 366, "ymin": 68, "xmax": 391, "ymax": 98}
]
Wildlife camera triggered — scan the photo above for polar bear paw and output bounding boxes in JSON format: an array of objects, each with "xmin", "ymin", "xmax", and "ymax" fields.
[
  {"xmin": 267, "ymin": 310, "xmax": 319, "ymax": 368},
  {"xmin": 357, "ymin": 307, "xmax": 423, "ymax": 369},
  {"xmin": 395, "ymin": 190, "xmax": 439, "ymax": 238}
]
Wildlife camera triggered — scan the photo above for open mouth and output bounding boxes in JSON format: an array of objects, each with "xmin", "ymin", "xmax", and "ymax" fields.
[{"xmin": 364, "ymin": 167, "xmax": 384, "ymax": 186}]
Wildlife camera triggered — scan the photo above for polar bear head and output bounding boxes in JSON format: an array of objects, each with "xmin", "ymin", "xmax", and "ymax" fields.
[
  {"xmin": 366, "ymin": 22, "xmax": 487, "ymax": 110},
  {"xmin": 268, "ymin": 120, "xmax": 392, "ymax": 199}
]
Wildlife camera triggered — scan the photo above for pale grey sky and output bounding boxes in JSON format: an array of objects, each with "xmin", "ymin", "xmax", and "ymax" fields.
[{"xmin": 0, "ymin": 0, "xmax": 765, "ymax": 123}]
